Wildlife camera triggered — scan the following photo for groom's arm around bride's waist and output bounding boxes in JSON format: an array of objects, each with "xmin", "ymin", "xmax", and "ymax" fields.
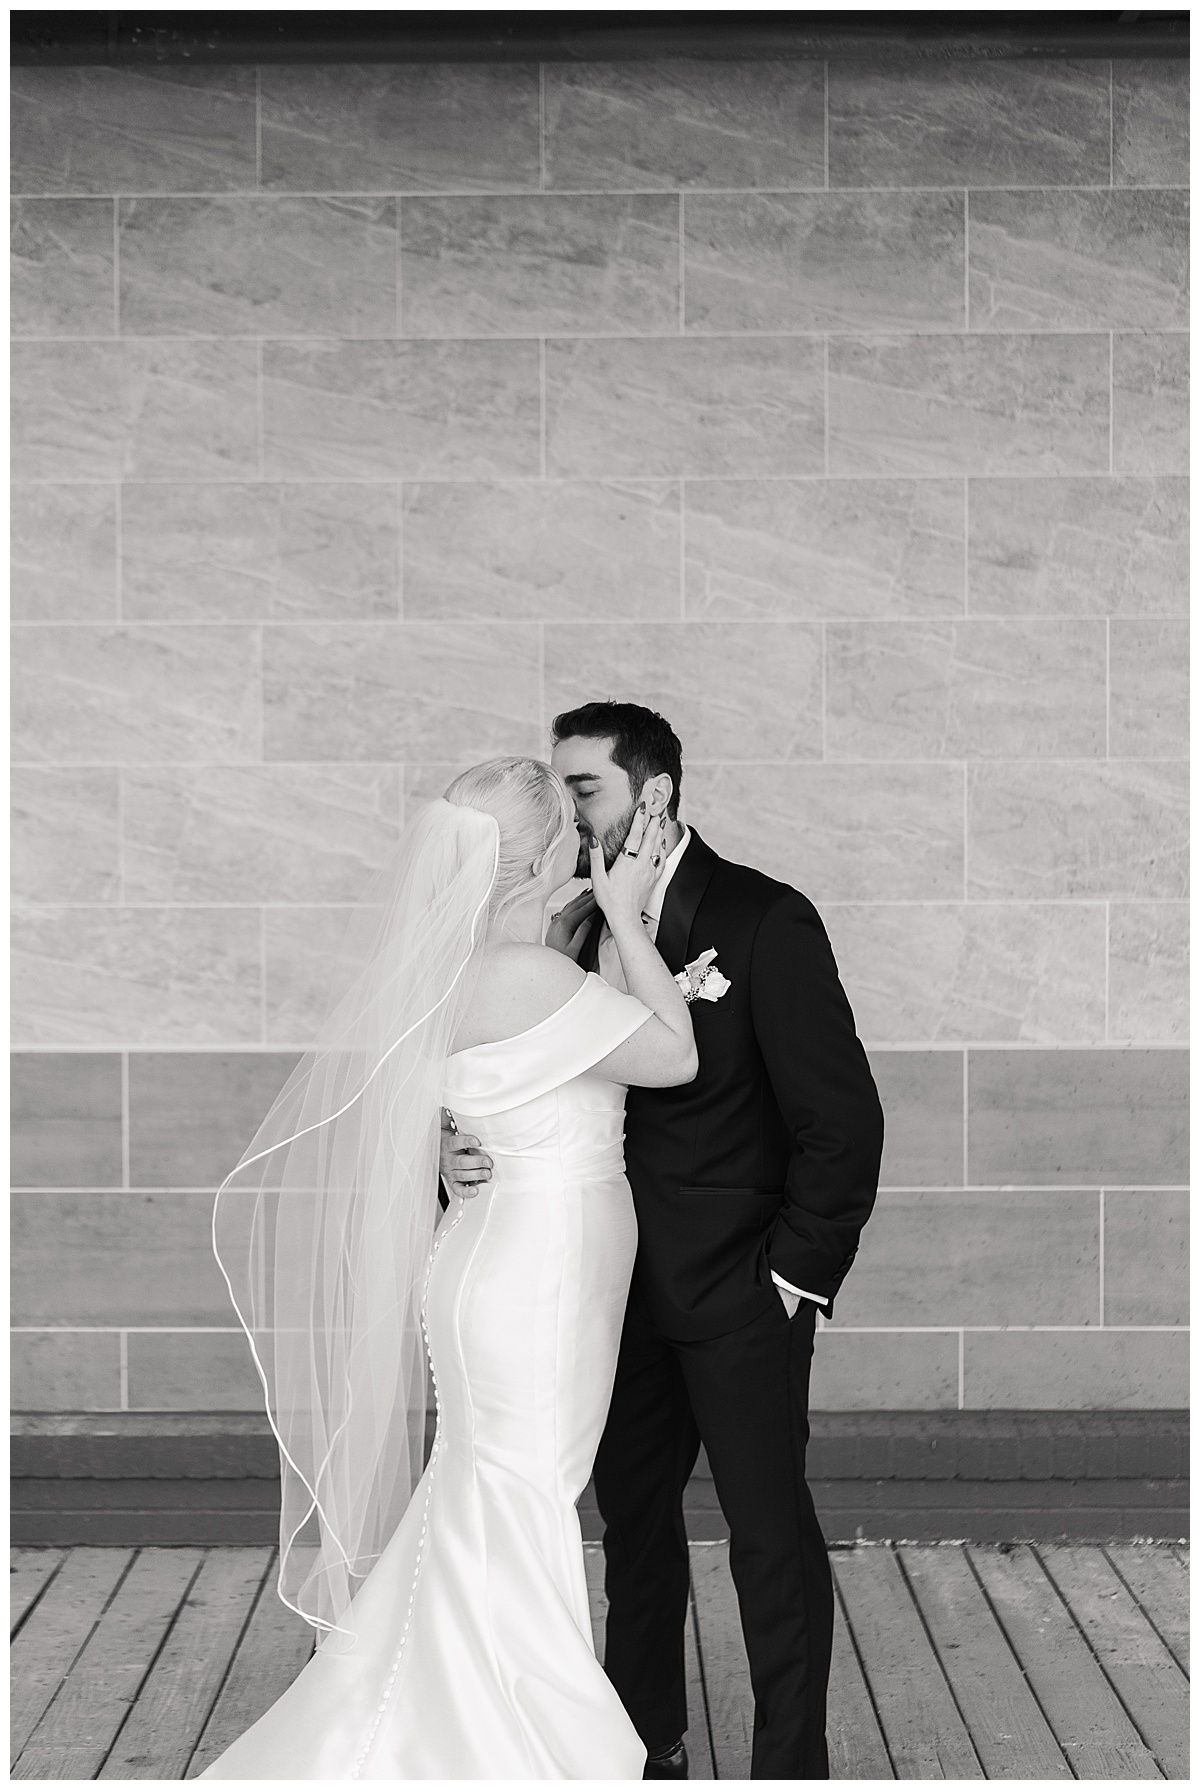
[{"xmin": 750, "ymin": 889, "xmax": 885, "ymax": 1312}]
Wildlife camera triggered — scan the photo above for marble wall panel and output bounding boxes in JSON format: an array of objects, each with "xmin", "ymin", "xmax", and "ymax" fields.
[
  {"xmin": 11, "ymin": 197, "xmax": 114, "ymax": 336},
  {"xmin": 403, "ymin": 763, "xmax": 480, "ymax": 820},
  {"xmin": 12, "ymin": 625, "xmax": 260, "ymax": 765},
  {"xmin": 828, "ymin": 334, "xmax": 1109, "ymax": 477},
  {"xmin": 129, "ymin": 1053, "xmax": 298, "ymax": 1188},
  {"xmin": 544, "ymin": 622, "xmax": 822, "ymax": 761},
  {"xmin": 260, "ymin": 64, "xmax": 540, "ymax": 194},
  {"xmin": 11, "ymin": 1331, "xmax": 121, "ymax": 1411},
  {"xmin": 11, "ymin": 340, "xmax": 258, "ymax": 481},
  {"xmin": 684, "ymin": 763, "xmax": 964, "ymax": 902},
  {"xmin": 11, "ymin": 484, "xmax": 118, "ymax": 622},
  {"xmin": 543, "ymin": 60, "xmax": 825, "ymax": 191},
  {"xmin": 685, "ymin": 192, "xmax": 964, "ymax": 333},
  {"xmin": 868, "ymin": 1051, "xmax": 964, "ymax": 1187},
  {"xmin": 126, "ymin": 1331, "xmax": 262, "ymax": 1410},
  {"xmin": 12, "ymin": 908, "xmax": 263, "ymax": 1046},
  {"xmin": 968, "ymin": 761, "xmax": 1188, "ymax": 900},
  {"xmin": 826, "ymin": 620, "xmax": 1106, "ymax": 760},
  {"xmin": 264, "ymin": 907, "xmax": 360, "ymax": 1043},
  {"xmin": 962, "ymin": 1329, "xmax": 1188, "ymax": 1411},
  {"xmin": 967, "ymin": 1048, "xmax": 1188, "ymax": 1186},
  {"xmin": 263, "ymin": 622, "xmax": 540, "ymax": 762},
  {"xmin": 1103, "ymin": 1189, "xmax": 1188, "ymax": 1327},
  {"xmin": 1108, "ymin": 903, "xmax": 1189, "ymax": 1045},
  {"xmin": 402, "ymin": 195, "xmax": 679, "ymax": 337},
  {"xmin": 1113, "ymin": 332, "xmax": 1189, "ymax": 474},
  {"xmin": 1112, "ymin": 61, "xmax": 1190, "ymax": 187},
  {"xmin": 824, "ymin": 903, "xmax": 1106, "ymax": 1044},
  {"xmin": 966, "ymin": 476, "xmax": 1188, "ymax": 618},
  {"xmin": 13, "ymin": 1190, "xmax": 231, "ymax": 1326},
  {"xmin": 263, "ymin": 339, "xmax": 540, "ymax": 480},
  {"xmin": 546, "ymin": 337, "xmax": 823, "ymax": 479},
  {"xmin": 831, "ymin": 1189, "xmax": 1100, "ymax": 1329},
  {"xmin": 8, "ymin": 52, "xmax": 1190, "ymax": 1416},
  {"xmin": 121, "ymin": 482, "xmax": 400, "ymax": 622},
  {"xmin": 12, "ymin": 769, "xmax": 120, "ymax": 907},
  {"xmin": 11, "ymin": 66, "xmax": 258, "ymax": 195},
  {"xmin": 118, "ymin": 197, "xmax": 397, "ymax": 338},
  {"xmin": 968, "ymin": 191, "xmax": 1188, "ymax": 333},
  {"xmin": 809, "ymin": 1331, "xmax": 960, "ymax": 1412},
  {"xmin": 827, "ymin": 59, "xmax": 1110, "ymax": 189},
  {"xmin": 1108, "ymin": 620, "xmax": 1189, "ymax": 759},
  {"xmin": 684, "ymin": 478, "xmax": 965, "ymax": 622},
  {"xmin": 403, "ymin": 480, "xmax": 680, "ymax": 620},
  {"xmin": 11, "ymin": 1053, "xmax": 123, "ymax": 1189},
  {"xmin": 123, "ymin": 765, "xmax": 400, "ymax": 904}
]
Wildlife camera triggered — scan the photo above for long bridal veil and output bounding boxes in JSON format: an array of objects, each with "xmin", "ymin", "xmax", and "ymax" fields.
[{"xmin": 212, "ymin": 798, "xmax": 500, "ymax": 1649}]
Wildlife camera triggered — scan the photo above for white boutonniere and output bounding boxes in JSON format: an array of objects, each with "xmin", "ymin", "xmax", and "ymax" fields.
[{"xmin": 674, "ymin": 948, "xmax": 732, "ymax": 1005}]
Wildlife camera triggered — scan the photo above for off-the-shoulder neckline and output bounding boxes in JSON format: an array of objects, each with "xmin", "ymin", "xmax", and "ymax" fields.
[{"xmin": 447, "ymin": 971, "xmax": 596, "ymax": 1060}]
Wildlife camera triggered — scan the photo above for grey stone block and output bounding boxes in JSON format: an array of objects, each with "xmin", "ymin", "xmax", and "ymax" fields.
[
  {"xmin": 968, "ymin": 1048, "xmax": 1188, "ymax": 1186},
  {"xmin": 11, "ymin": 1052, "xmax": 122, "ymax": 1188}
]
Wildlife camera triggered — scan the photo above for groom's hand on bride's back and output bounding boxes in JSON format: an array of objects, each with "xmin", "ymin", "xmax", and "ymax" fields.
[{"xmin": 440, "ymin": 1109, "xmax": 493, "ymax": 1198}]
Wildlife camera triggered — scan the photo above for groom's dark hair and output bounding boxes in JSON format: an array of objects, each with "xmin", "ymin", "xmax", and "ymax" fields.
[{"xmin": 551, "ymin": 701, "xmax": 684, "ymax": 821}]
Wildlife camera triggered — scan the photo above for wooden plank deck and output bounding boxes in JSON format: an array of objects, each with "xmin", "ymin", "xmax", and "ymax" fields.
[{"xmin": 10, "ymin": 1542, "xmax": 1189, "ymax": 1779}]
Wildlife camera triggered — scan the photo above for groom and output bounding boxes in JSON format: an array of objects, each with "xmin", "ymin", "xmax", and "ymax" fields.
[{"xmin": 443, "ymin": 703, "xmax": 884, "ymax": 1780}]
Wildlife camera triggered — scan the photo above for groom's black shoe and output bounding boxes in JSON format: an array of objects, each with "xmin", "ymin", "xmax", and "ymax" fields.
[{"xmin": 643, "ymin": 1740, "xmax": 688, "ymax": 1779}]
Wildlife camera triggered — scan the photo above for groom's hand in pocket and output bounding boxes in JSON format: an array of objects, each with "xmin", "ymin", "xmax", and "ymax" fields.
[{"xmin": 440, "ymin": 1110, "xmax": 492, "ymax": 1199}]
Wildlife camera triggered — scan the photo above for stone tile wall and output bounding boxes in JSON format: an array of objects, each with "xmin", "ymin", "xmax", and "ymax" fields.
[{"xmin": 11, "ymin": 57, "xmax": 1188, "ymax": 1413}]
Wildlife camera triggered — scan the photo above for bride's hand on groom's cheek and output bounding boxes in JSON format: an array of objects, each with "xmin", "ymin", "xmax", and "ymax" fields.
[{"xmin": 591, "ymin": 806, "xmax": 666, "ymax": 920}]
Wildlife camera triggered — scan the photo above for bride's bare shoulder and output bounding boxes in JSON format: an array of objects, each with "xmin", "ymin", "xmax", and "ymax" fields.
[{"xmin": 454, "ymin": 945, "xmax": 588, "ymax": 1051}]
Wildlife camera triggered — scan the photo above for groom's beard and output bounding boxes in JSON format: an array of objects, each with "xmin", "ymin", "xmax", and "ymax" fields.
[{"xmin": 573, "ymin": 799, "xmax": 640, "ymax": 878}]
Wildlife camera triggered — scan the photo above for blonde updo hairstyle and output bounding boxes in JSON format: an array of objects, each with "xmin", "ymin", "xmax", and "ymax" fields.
[{"xmin": 443, "ymin": 757, "xmax": 574, "ymax": 933}]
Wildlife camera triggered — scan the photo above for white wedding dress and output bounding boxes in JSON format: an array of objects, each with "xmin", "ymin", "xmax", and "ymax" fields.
[{"xmin": 201, "ymin": 973, "xmax": 652, "ymax": 1780}]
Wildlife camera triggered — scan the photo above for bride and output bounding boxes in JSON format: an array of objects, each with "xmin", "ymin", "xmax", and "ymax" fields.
[{"xmin": 202, "ymin": 756, "xmax": 697, "ymax": 1779}]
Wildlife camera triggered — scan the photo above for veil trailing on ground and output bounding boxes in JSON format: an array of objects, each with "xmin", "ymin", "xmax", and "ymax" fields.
[{"xmin": 212, "ymin": 798, "xmax": 500, "ymax": 1650}]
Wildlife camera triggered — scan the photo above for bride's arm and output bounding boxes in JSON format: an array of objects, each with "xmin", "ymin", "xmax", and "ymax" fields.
[{"xmin": 584, "ymin": 822, "xmax": 697, "ymax": 1090}]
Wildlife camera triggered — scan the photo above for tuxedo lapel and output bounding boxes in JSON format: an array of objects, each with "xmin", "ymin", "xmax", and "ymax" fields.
[{"xmin": 653, "ymin": 829, "xmax": 719, "ymax": 975}]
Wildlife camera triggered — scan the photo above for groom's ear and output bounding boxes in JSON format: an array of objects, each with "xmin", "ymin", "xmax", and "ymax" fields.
[{"xmin": 641, "ymin": 775, "xmax": 673, "ymax": 817}]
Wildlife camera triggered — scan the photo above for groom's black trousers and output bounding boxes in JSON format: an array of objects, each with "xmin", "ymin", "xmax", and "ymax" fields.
[{"xmin": 592, "ymin": 1289, "xmax": 833, "ymax": 1780}]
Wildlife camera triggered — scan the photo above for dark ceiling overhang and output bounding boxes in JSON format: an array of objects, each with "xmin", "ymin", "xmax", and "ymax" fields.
[{"xmin": 10, "ymin": 10, "xmax": 1192, "ymax": 67}]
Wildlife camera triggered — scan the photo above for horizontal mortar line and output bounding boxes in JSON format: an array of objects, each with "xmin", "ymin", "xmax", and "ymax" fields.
[
  {"xmin": 11, "ymin": 472, "xmax": 1185, "ymax": 489},
  {"xmin": 15, "ymin": 902, "xmax": 382, "ymax": 911},
  {"xmin": 9, "ymin": 615, "xmax": 1190, "ymax": 628},
  {"xmin": 13, "ymin": 756, "xmax": 1191, "ymax": 771},
  {"xmin": 865, "ymin": 1037, "xmax": 1189, "ymax": 1048},
  {"xmin": 826, "ymin": 1325, "xmax": 1189, "ymax": 1334},
  {"xmin": 959, "ymin": 1181, "xmax": 1191, "ymax": 1191},
  {"xmin": 16, "ymin": 323, "xmax": 1193, "ymax": 346},
  {"xmin": 11, "ymin": 469, "xmax": 1172, "ymax": 487},
  {"xmin": 14, "ymin": 898, "xmax": 1165, "ymax": 912},
  {"xmin": 11, "ymin": 183, "xmax": 1190, "ymax": 201},
  {"xmin": 877, "ymin": 1183, "xmax": 1191, "ymax": 1193},
  {"xmin": 11, "ymin": 1324, "xmax": 1190, "ymax": 1336},
  {"xmin": 8, "ymin": 612, "xmax": 1194, "ymax": 626},
  {"xmin": 9, "ymin": 902, "xmax": 1190, "ymax": 923},
  {"xmin": 12, "ymin": 1036, "xmax": 1190, "ymax": 1066},
  {"xmin": 11, "ymin": 1325, "xmax": 246, "ymax": 1334},
  {"xmin": 12, "ymin": 1183, "xmax": 1191, "ymax": 1195},
  {"xmin": 13, "ymin": 325, "xmax": 1189, "ymax": 345}
]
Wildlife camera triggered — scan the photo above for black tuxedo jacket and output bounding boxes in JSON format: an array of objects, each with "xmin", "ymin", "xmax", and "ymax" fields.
[{"xmin": 581, "ymin": 829, "xmax": 884, "ymax": 1342}]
